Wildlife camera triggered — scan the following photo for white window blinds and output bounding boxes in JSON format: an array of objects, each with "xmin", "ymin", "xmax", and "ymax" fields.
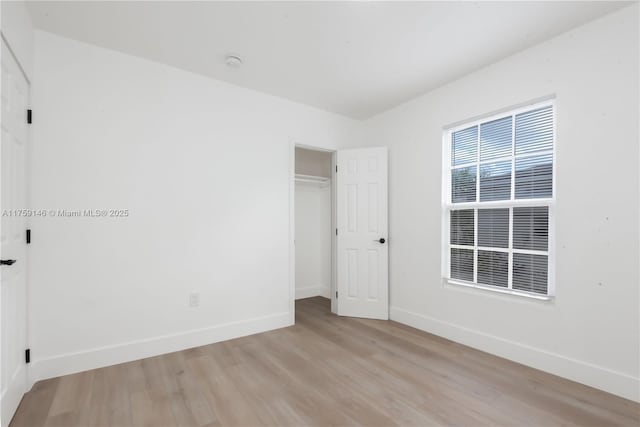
[{"xmin": 445, "ymin": 101, "xmax": 555, "ymax": 297}]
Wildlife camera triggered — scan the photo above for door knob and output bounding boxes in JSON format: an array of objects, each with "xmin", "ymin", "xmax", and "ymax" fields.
[
  {"xmin": 378, "ymin": 238, "xmax": 386, "ymax": 244},
  {"xmin": 0, "ymin": 259, "xmax": 16, "ymax": 266}
]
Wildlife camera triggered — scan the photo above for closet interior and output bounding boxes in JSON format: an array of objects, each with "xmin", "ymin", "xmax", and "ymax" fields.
[{"xmin": 294, "ymin": 147, "xmax": 334, "ymax": 301}]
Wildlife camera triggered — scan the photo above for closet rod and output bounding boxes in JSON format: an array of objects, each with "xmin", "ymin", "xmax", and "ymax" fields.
[{"xmin": 294, "ymin": 174, "xmax": 330, "ymax": 184}]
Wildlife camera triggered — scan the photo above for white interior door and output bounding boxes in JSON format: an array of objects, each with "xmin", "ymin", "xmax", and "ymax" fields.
[
  {"xmin": 336, "ymin": 147, "xmax": 388, "ymax": 319},
  {"xmin": 1, "ymin": 40, "xmax": 29, "ymax": 427}
]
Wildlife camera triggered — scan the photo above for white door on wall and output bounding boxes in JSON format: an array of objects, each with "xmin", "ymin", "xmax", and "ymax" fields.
[
  {"xmin": 1, "ymin": 40, "xmax": 30, "ymax": 427},
  {"xmin": 336, "ymin": 147, "xmax": 388, "ymax": 320}
]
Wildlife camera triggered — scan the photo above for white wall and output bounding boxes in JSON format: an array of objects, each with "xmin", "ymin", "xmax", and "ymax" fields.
[
  {"xmin": 28, "ymin": 30, "xmax": 357, "ymax": 383},
  {"xmin": 354, "ymin": 5, "xmax": 639, "ymax": 401},
  {"xmin": 1, "ymin": 0, "xmax": 34, "ymax": 80},
  {"xmin": 24, "ymin": 4, "xmax": 640, "ymax": 403},
  {"xmin": 295, "ymin": 182, "xmax": 331, "ymax": 300}
]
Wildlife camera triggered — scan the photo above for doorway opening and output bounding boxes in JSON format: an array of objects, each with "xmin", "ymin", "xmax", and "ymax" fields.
[{"xmin": 293, "ymin": 146, "xmax": 337, "ymax": 318}]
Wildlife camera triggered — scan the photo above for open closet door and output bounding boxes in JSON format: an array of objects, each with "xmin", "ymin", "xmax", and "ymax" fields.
[
  {"xmin": 336, "ymin": 147, "xmax": 388, "ymax": 320},
  {"xmin": 1, "ymin": 40, "xmax": 30, "ymax": 426}
]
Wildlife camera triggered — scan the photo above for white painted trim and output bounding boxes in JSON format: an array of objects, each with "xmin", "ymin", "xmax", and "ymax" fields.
[
  {"xmin": 390, "ymin": 306, "xmax": 640, "ymax": 402},
  {"xmin": 1, "ymin": 364, "xmax": 26, "ymax": 427},
  {"xmin": 444, "ymin": 95, "xmax": 556, "ymax": 132},
  {"xmin": 28, "ymin": 312, "xmax": 291, "ymax": 387},
  {"xmin": 295, "ymin": 285, "xmax": 331, "ymax": 300},
  {"xmin": 289, "ymin": 140, "xmax": 296, "ymax": 325},
  {"xmin": 445, "ymin": 279, "xmax": 552, "ymax": 301},
  {"xmin": 448, "ymin": 197, "xmax": 553, "ymax": 210},
  {"xmin": 331, "ymin": 152, "xmax": 337, "ymax": 314},
  {"xmin": 0, "ymin": 32, "xmax": 31, "ymax": 84},
  {"xmin": 443, "ymin": 99, "xmax": 556, "ymax": 297}
]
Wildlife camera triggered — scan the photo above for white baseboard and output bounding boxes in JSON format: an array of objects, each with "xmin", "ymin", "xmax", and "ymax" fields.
[
  {"xmin": 390, "ymin": 306, "xmax": 640, "ymax": 402},
  {"xmin": 29, "ymin": 312, "xmax": 291, "ymax": 388},
  {"xmin": 1, "ymin": 364, "xmax": 26, "ymax": 427},
  {"xmin": 295, "ymin": 285, "xmax": 330, "ymax": 300}
]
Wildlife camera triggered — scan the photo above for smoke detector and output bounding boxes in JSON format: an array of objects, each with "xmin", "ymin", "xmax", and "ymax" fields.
[{"xmin": 225, "ymin": 55, "xmax": 243, "ymax": 68}]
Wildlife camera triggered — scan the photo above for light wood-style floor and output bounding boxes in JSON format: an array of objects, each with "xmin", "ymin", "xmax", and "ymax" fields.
[{"xmin": 11, "ymin": 297, "xmax": 640, "ymax": 427}]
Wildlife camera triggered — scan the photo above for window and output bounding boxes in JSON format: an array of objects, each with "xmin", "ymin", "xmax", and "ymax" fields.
[{"xmin": 443, "ymin": 100, "xmax": 555, "ymax": 298}]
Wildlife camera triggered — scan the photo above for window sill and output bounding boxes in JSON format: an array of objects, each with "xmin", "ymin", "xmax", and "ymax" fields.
[{"xmin": 444, "ymin": 279, "xmax": 554, "ymax": 301}]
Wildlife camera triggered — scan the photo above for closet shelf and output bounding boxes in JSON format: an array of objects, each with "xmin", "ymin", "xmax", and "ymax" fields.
[{"xmin": 295, "ymin": 174, "xmax": 331, "ymax": 186}]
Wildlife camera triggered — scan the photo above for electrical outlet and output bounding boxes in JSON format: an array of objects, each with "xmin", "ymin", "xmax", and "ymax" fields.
[{"xmin": 189, "ymin": 292, "xmax": 200, "ymax": 308}]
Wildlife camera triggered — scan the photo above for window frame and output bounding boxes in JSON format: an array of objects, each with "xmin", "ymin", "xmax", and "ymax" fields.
[{"xmin": 441, "ymin": 99, "xmax": 556, "ymax": 300}]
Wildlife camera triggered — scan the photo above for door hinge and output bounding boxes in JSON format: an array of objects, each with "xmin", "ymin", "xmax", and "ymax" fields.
[
  {"xmin": 25, "ymin": 349, "xmax": 30, "ymax": 364},
  {"xmin": 335, "ymin": 165, "xmax": 338, "ymax": 173},
  {"xmin": 336, "ymin": 291, "xmax": 338, "ymax": 299},
  {"xmin": 26, "ymin": 229, "xmax": 31, "ymax": 244},
  {"xmin": 335, "ymin": 228, "xmax": 338, "ymax": 236},
  {"xmin": 27, "ymin": 109, "xmax": 32, "ymax": 124}
]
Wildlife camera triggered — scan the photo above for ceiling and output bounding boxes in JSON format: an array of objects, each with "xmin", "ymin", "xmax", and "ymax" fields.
[{"xmin": 27, "ymin": 1, "xmax": 629, "ymax": 119}]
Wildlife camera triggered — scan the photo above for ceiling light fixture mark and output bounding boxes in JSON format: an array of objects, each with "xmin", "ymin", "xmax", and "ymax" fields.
[{"xmin": 225, "ymin": 54, "xmax": 243, "ymax": 68}]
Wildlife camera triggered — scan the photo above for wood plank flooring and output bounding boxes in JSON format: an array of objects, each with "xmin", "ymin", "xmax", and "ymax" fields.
[{"xmin": 10, "ymin": 297, "xmax": 640, "ymax": 426}]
